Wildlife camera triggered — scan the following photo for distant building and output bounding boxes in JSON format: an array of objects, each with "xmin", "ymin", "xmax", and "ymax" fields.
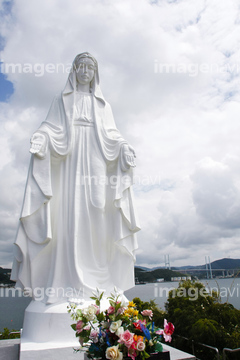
[{"xmin": 171, "ymin": 276, "xmax": 192, "ymax": 282}]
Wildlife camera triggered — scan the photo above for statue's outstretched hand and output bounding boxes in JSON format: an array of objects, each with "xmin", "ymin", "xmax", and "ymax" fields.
[
  {"xmin": 122, "ymin": 144, "xmax": 136, "ymax": 168},
  {"xmin": 30, "ymin": 132, "xmax": 47, "ymax": 158}
]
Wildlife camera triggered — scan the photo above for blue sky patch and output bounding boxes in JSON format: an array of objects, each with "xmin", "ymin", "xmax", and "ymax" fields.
[
  {"xmin": 0, "ymin": 1, "xmax": 14, "ymax": 101},
  {"xmin": 0, "ymin": 72, "xmax": 14, "ymax": 102}
]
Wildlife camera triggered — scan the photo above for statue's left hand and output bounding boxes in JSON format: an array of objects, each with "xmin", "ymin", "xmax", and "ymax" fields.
[
  {"xmin": 122, "ymin": 144, "xmax": 136, "ymax": 168},
  {"xmin": 30, "ymin": 132, "xmax": 47, "ymax": 158}
]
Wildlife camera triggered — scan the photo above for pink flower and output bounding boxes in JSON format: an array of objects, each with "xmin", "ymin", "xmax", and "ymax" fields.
[
  {"xmin": 117, "ymin": 307, "xmax": 125, "ymax": 315},
  {"xmin": 83, "ymin": 324, "xmax": 91, "ymax": 331},
  {"xmin": 156, "ymin": 319, "xmax": 174, "ymax": 342},
  {"xmin": 108, "ymin": 306, "xmax": 115, "ymax": 315},
  {"xmin": 164, "ymin": 319, "xmax": 174, "ymax": 335},
  {"xmin": 141, "ymin": 309, "xmax": 153, "ymax": 320},
  {"xmin": 76, "ymin": 320, "xmax": 84, "ymax": 334},
  {"xmin": 127, "ymin": 347, "xmax": 137, "ymax": 360},
  {"xmin": 118, "ymin": 330, "xmax": 134, "ymax": 348},
  {"xmin": 90, "ymin": 329, "xmax": 99, "ymax": 343}
]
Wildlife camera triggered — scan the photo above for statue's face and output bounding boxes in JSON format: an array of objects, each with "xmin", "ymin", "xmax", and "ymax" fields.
[{"xmin": 75, "ymin": 57, "xmax": 95, "ymax": 85}]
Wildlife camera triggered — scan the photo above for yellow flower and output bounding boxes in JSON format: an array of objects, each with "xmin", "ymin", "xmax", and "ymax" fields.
[
  {"xmin": 133, "ymin": 310, "xmax": 139, "ymax": 317},
  {"xmin": 124, "ymin": 307, "xmax": 139, "ymax": 319},
  {"xmin": 124, "ymin": 307, "xmax": 133, "ymax": 316},
  {"xmin": 128, "ymin": 301, "xmax": 136, "ymax": 308}
]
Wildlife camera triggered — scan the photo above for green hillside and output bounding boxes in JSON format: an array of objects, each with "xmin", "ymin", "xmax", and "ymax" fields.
[
  {"xmin": 135, "ymin": 267, "xmax": 186, "ymax": 282},
  {"xmin": 0, "ymin": 268, "xmax": 14, "ymax": 285}
]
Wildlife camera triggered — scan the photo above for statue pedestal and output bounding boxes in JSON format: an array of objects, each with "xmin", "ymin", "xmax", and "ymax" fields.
[
  {"xmin": 20, "ymin": 300, "xmax": 79, "ymax": 351},
  {"xmin": 20, "ymin": 296, "xmax": 117, "ymax": 351}
]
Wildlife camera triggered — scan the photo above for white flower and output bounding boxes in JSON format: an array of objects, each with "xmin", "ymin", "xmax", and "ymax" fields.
[
  {"xmin": 110, "ymin": 320, "xmax": 122, "ymax": 333},
  {"xmin": 116, "ymin": 326, "xmax": 124, "ymax": 337},
  {"xmin": 106, "ymin": 345, "xmax": 123, "ymax": 360},
  {"xmin": 83, "ymin": 304, "xmax": 98, "ymax": 321},
  {"xmin": 136, "ymin": 341, "xmax": 145, "ymax": 351},
  {"xmin": 102, "ymin": 321, "xmax": 109, "ymax": 329}
]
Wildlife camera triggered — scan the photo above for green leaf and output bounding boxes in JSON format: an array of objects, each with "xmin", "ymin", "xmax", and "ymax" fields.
[
  {"xmin": 115, "ymin": 303, "xmax": 121, "ymax": 311},
  {"xmin": 71, "ymin": 324, "xmax": 77, "ymax": 331},
  {"xmin": 97, "ymin": 313, "xmax": 105, "ymax": 322},
  {"xmin": 109, "ymin": 300, "xmax": 115, "ymax": 307},
  {"xmin": 155, "ymin": 342, "xmax": 163, "ymax": 352},
  {"xmin": 76, "ymin": 309, "xmax": 82, "ymax": 317},
  {"xmin": 143, "ymin": 350, "xmax": 150, "ymax": 358}
]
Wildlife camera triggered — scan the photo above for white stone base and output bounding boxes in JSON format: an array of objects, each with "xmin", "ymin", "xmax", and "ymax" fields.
[
  {"xmin": 20, "ymin": 295, "xmax": 123, "ymax": 352},
  {"xmin": 20, "ymin": 300, "xmax": 80, "ymax": 351}
]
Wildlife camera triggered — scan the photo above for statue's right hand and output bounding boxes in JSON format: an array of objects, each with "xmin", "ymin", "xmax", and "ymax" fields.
[{"xmin": 30, "ymin": 132, "xmax": 47, "ymax": 157}]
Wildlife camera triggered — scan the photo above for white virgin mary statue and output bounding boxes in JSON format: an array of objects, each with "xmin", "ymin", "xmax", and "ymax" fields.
[{"xmin": 11, "ymin": 52, "xmax": 140, "ymax": 304}]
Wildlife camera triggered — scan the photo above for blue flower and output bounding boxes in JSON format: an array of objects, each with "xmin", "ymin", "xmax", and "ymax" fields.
[{"xmin": 140, "ymin": 324, "xmax": 151, "ymax": 340}]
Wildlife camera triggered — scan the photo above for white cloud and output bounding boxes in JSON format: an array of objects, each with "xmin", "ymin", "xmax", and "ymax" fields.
[
  {"xmin": 1, "ymin": 0, "xmax": 240, "ymax": 268},
  {"xmin": 192, "ymin": 157, "xmax": 240, "ymax": 229}
]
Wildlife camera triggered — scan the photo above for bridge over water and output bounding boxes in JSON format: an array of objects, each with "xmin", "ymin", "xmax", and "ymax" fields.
[{"xmin": 173, "ymin": 268, "xmax": 238, "ymax": 279}]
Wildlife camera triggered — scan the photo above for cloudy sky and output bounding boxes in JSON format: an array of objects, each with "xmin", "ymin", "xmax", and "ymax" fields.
[{"xmin": 1, "ymin": 0, "xmax": 240, "ymax": 269}]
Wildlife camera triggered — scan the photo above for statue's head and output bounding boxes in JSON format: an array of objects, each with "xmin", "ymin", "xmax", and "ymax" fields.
[
  {"xmin": 72, "ymin": 52, "xmax": 99, "ymax": 92},
  {"xmin": 64, "ymin": 52, "xmax": 104, "ymax": 103}
]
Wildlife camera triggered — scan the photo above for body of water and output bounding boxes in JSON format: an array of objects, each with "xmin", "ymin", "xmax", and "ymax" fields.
[
  {"xmin": 125, "ymin": 278, "xmax": 240, "ymax": 310},
  {"xmin": 0, "ymin": 289, "xmax": 31, "ymax": 332},
  {"xmin": 1, "ymin": 278, "xmax": 239, "ymax": 332}
]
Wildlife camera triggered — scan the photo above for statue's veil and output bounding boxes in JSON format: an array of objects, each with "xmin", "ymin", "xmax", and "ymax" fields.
[{"xmin": 63, "ymin": 52, "xmax": 105, "ymax": 103}]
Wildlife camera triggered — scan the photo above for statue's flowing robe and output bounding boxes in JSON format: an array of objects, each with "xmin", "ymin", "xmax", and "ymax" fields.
[{"xmin": 11, "ymin": 89, "xmax": 140, "ymax": 303}]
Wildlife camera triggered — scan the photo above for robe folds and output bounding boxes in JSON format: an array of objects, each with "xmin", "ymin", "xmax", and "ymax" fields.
[{"xmin": 11, "ymin": 87, "xmax": 140, "ymax": 304}]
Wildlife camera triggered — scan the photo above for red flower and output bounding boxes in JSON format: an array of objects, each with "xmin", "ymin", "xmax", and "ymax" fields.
[
  {"xmin": 164, "ymin": 320, "xmax": 174, "ymax": 336},
  {"xmin": 133, "ymin": 319, "xmax": 146, "ymax": 330}
]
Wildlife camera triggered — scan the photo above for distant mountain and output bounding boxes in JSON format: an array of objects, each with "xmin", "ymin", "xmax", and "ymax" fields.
[
  {"xmin": 135, "ymin": 266, "xmax": 166, "ymax": 272},
  {"xmin": 135, "ymin": 258, "xmax": 240, "ymax": 282},
  {"xmin": 135, "ymin": 266, "xmax": 151, "ymax": 271},
  {"xmin": 210, "ymin": 258, "xmax": 240, "ymax": 270},
  {"xmin": 173, "ymin": 258, "xmax": 240, "ymax": 271}
]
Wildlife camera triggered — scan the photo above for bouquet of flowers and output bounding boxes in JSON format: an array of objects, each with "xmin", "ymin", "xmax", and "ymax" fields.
[{"xmin": 68, "ymin": 289, "xmax": 174, "ymax": 360}]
